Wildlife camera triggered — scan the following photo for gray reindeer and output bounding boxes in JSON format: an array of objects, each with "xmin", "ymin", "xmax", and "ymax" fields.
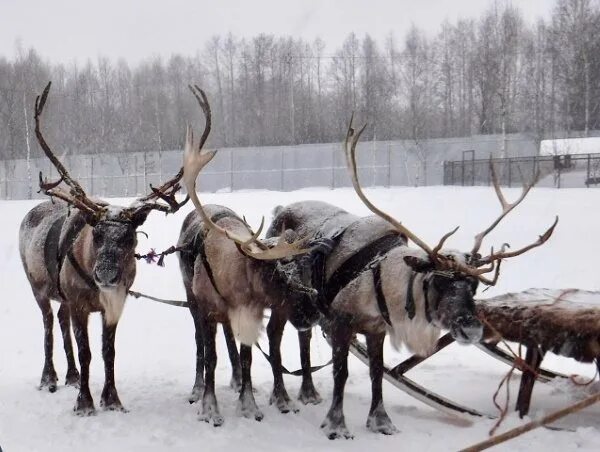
[
  {"xmin": 268, "ymin": 116, "xmax": 558, "ymax": 439},
  {"xmin": 19, "ymin": 82, "xmax": 187, "ymax": 415}
]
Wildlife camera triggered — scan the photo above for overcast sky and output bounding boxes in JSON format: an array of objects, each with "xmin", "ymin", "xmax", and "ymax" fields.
[{"xmin": 1, "ymin": 0, "xmax": 554, "ymax": 64}]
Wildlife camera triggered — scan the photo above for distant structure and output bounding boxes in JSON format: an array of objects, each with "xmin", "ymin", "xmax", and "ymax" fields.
[{"xmin": 540, "ymin": 137, "xmax": 600, "ymax": 156}]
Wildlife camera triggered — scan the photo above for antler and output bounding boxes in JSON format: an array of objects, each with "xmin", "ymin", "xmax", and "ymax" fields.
[
  {"xmin": 182, "ymin": 85, "xmax": 307, "ymax": 260},
  {"xmin": 470, "ymin": 160, "xmax": 558, "ymax": 266},
  {"xmin": 125, "ymin": 167, "xmax": 189, "ymax": 216},
  {"xmin": 343, "ymin": 113, "xmax": 557, "ymax": 286},
  {"xmin": 35, "ymin": 82, "xmax": 106, "ymax": 219},
  {"xmin": 344, "ymin": 113, "xmax": 458, "ymax": 267}
]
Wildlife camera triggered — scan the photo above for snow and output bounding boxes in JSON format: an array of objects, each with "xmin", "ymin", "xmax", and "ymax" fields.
[
  {"xmin": 1, "ymin": 186, "xmax": 600, "ymax": 452},
  {"xmin": 540, "ymin": 137, "xmax": 600, "ymax": 156}
]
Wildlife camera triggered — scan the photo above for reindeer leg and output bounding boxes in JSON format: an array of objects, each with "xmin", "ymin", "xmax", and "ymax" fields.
[
  {"xmin": 36, "ymin": 295, "xmax": 58, "ymax": 392},
  {"xmin": 199, "ymin": 317, "xmax": 224, "ymax": 426},
  {"xmin": 297, "ymin": 328, "xmax": 322, "ymax": 405},
  {"xmin": 222, "ymin": 322, "xmax": 242, "ymax": 392},
  {"xmin": 187, "ymin": 298, "xmax": 205, "ymax": 403},
  {"xmin": 237, "ymin": 344, "xmax": 264, "ymax": 421},
  {"xmin": 57, "ymin": 303, "xmax": 79, "ymax": 387},
  {"xmin": 71, "ymin": 309, "xmax": 95, "ymax": 415},
  {"xmin": 320, "ymin": 320, "xmax": 354, "ymax": 440},
  {"xmin": 365, "ymin": 333, "xmax": 398, "ymax": 435},
  {"xmin": 100, "ymin": 315, "xmax": 126, "ymax": 412},
  {"xmin": 267, "ymin": 308, "xmax": 298, "ymax": 414}
]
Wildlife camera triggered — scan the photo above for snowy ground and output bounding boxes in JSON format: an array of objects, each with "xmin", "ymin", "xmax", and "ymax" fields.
[{"xmin": 1, "ymin": 186, "xmax": 600, "ymax": 452}]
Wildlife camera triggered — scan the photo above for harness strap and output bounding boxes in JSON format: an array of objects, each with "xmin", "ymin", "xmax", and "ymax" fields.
[
  {"xmin": 194, "ymin": 210, "xmax": 244, "ymax": 298},
  {"xmin": 372, "ymin": 261, "xmax": 393, "ymax": 326},
  {"xmin": 405, "ymin": 271, "xmax": 418, "ymax": 320},
  {"xmin": 423, "ymin": 278, "xmax": 433, "ymax": 323},
  {"xmin": 254, "ymin": 341, "xmax": 332, "ymax": 376},
  {"xmin": 323, "ymin": 233, "xmax": 404, "ymax": 307},
  {"xmin": 67, "ymin": 250, "xmax": 98, "ymax": 291},
  {"xmin": 56, "ymin": 213, "xmax": 90, "ymax": 298}
]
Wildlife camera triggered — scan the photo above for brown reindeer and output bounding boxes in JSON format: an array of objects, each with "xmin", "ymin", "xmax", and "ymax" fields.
[
  {"xmin": 178, "ymin": 85, "xmax": 323, "ymax": 425},
  {"xmin": 19, "ymin": 82, "xmax": 187, "ymax": 415},
  {"xmin": 268, "ymin": 116, "xmax": 558, "ymax": 439}
]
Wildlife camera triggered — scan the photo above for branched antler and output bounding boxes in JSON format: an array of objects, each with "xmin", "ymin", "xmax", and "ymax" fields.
[
  {"xmin": 35, "ymin": 81, "xmax": 186, "ymax": 223},
  {"xmin": 34, "ymin": 82, "xmax": 106, "ymax": 220},
  {"xmin": 182, "ymin": 85, "xmax": 308, "ymax": 260},
  {"xmin": 343, "ymin": 113, "xmax": 558, "ymax": 286}
]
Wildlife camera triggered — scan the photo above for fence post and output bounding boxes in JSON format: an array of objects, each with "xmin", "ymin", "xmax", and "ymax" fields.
[
  {"xmin": 471, "ymin": 152, "xmax": 475, "ymax": 186},
  {"xmin": 387, "ymin": 143, "xmax": 392, "ymax": 188},
  {"xmin": 230, "ymin": 149, "xmax": 234, "ymax": 192},
  {"xmin": 443, "ymin": 161, "xmax": 447, "ymax": 185},
  {"xmin": 143, "ymin": 152, "xmax": 147, "ymax": 193},
  {"xmin": 280, "ymin": 148, "xmax": 285, "ymax": 191},
  {"xmin": 4, "ymin": 160, "xmax": 7, "ymax": 198},
  {"xmin": 90, "ymin": 156, "xmax": 95, "ymax": 195},
  {"xmin": 587, "ymin": 154, "xmax": 591, "ymax": 188},
  {"xmin": 461, "ymin": 159, "xmax": 465, "ymax": 186},
  {"xmin": 508, "ymin": 158, "xmax": 512, "ymax": 188},
  {"xmin": 451, "ymin": 161, "xmax": 455, "ymax": 185},
  {"xmin": 331, "ymin": 148, "xmax": 336, "ymax": 189}
]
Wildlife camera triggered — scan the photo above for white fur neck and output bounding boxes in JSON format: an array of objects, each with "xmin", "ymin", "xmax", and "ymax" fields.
[{"xmin": 99, "ymin": 285, "xmax": 127, "ymax": 325}]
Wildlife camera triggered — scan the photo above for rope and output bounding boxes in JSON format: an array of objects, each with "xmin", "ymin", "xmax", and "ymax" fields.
[
  {"xmin": 129, "ymin": 287, "xmax": 332, "ymax": 375},
  {"xmin": 135, "ymin": 244, "xmax": 186, "ymax": 266},
  {"xmin": 254, "ymin": 340, "xmax": 332, "ymax": 376},
  {"xmin": 128, "ymin": 289, "xmax": 188, "ymax": 307}
]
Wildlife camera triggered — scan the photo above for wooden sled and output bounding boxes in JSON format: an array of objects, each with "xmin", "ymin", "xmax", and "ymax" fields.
[{"xmin": 331, "ymin": 288, "xmax": 600, "ymax": 421}]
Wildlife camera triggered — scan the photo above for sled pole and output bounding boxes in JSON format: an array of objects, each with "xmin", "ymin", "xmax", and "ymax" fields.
[{"xmin": 460, "ymin": 391, "xmax": 600, "ymax": 452}]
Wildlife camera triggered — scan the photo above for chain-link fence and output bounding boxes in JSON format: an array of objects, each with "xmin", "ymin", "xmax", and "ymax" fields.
[
  {"xmin": 0, "ymin": 133, "xmax": 540, "ymax": 200},
  {"xmin": 443, "ymin": 153, "xmax": 600, "ymax": 188}
]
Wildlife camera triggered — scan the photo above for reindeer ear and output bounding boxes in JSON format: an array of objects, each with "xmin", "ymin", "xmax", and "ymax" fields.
[{"xmin": 403, "ymin": 256, "xmax": 435, "ymax": 273}]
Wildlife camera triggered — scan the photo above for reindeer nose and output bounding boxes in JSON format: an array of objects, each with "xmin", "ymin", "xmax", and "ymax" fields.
[
  {"xmin": 94, "ymin": 268, "xmax": 120, "ymax": 287},
  {"xmin": 455, "ymin": 321, "xmax": 483, "ymax": 344}
]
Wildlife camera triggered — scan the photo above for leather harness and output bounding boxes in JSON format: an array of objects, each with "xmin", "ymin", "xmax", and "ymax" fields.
[{"xmin": 322, "ymin": 232, "xmax": 405, "ymax": 325}]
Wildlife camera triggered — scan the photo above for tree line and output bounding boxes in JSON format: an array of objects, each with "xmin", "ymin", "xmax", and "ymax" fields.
[{"xmin": 1, "ymin": 0, "xmax": 599, "ymax": 160}]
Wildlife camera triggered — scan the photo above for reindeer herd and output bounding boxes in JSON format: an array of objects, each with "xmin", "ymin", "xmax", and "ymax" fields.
[{"xmin": 18, "ymin": 82, "xmax": 557, "ymax": 440}]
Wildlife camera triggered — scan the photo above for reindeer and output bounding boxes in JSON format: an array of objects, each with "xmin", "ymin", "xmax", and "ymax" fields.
[
  {"xmin": 177, "ymin": 85, "xmax": 322, "ymax": 425},
  {"xmin": 268, "ymin": 116, "xmax": 558, "ymax": 439},
  {"xmin": 19, "ymin": 82, "xmax": 187, "ymax": 415}
]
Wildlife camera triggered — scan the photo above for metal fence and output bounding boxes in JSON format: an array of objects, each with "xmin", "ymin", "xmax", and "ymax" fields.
[
  {"xmin": 0, "ymin": 133, "xmax": 541, "ymax": 200},
  {"xmin": 443, "ymin": 153, "xmax": 600, "ymax": 188}
]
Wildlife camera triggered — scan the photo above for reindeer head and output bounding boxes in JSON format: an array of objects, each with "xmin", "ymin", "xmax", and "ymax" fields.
[
  {"xmin": 344, "ymin": 114, "xmax": 558, "ymax": 345},
  {"xmin": 403, "ymin": 251, "xmax": 481, "ymax": 343},
  {"xmin": 35, "ymin": 82, "xmax": 188, "ymax": 292}
]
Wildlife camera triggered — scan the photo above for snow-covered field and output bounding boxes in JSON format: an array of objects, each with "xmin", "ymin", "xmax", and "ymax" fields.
[{"xmin": 1, "ymin": 186, "xmax": 599, "ymax": 452}]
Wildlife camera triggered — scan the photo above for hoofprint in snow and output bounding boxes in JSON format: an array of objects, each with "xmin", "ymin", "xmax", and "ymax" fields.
[{"xmin": 1, "ymin": 186, "xmax": 599, "ymax": 452}]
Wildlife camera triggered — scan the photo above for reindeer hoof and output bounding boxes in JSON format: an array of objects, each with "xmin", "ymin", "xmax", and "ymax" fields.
[
  {"xmin": 74, "ymin": 393, "xmax": 96, "ymax": 416},
  {"xmin": 366, "ymin": 416, "xmax": 399, "ymax": 435},
  {"xmin": 100, "ymin": 386, "xmax": 127, "ymax": 412},
  {"xmin": 39, "ymin": 380, "xmax": 58, "ymax": 393},
  {"xmin": 237, "ymin": 403, "xmax": 264, "ymax": 421},
  {"xmin": 200, "ymin": 412, "xmax": 224, "ymax": 427},
  {"xmin": 101, "ymin": 401, "xmax": 128, "ymax": 413},
  {"xmin": 270, "ymin": 391, "xmax": 299, "ymax": 414},
  {"xmin": 297, "ymin": 385, "xmax": 322, "ymax": 405},
  {"xmin": 366, "ymin": 404, "xmax": 397, "ymax": 435},
  {"xmin": 65, "ymin": 369, "xmax": 80, "ymax": 388},
  {"xmin": 40, "ymin": 369, "xmax": 58, "ymax": 393},
  {"xmin": 321, "ymin": 417, "xmax": 353, "ymax": 440},
  {"xmin": 189, "ymin": 385, "xmax": 204, "ymax": 404}
]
